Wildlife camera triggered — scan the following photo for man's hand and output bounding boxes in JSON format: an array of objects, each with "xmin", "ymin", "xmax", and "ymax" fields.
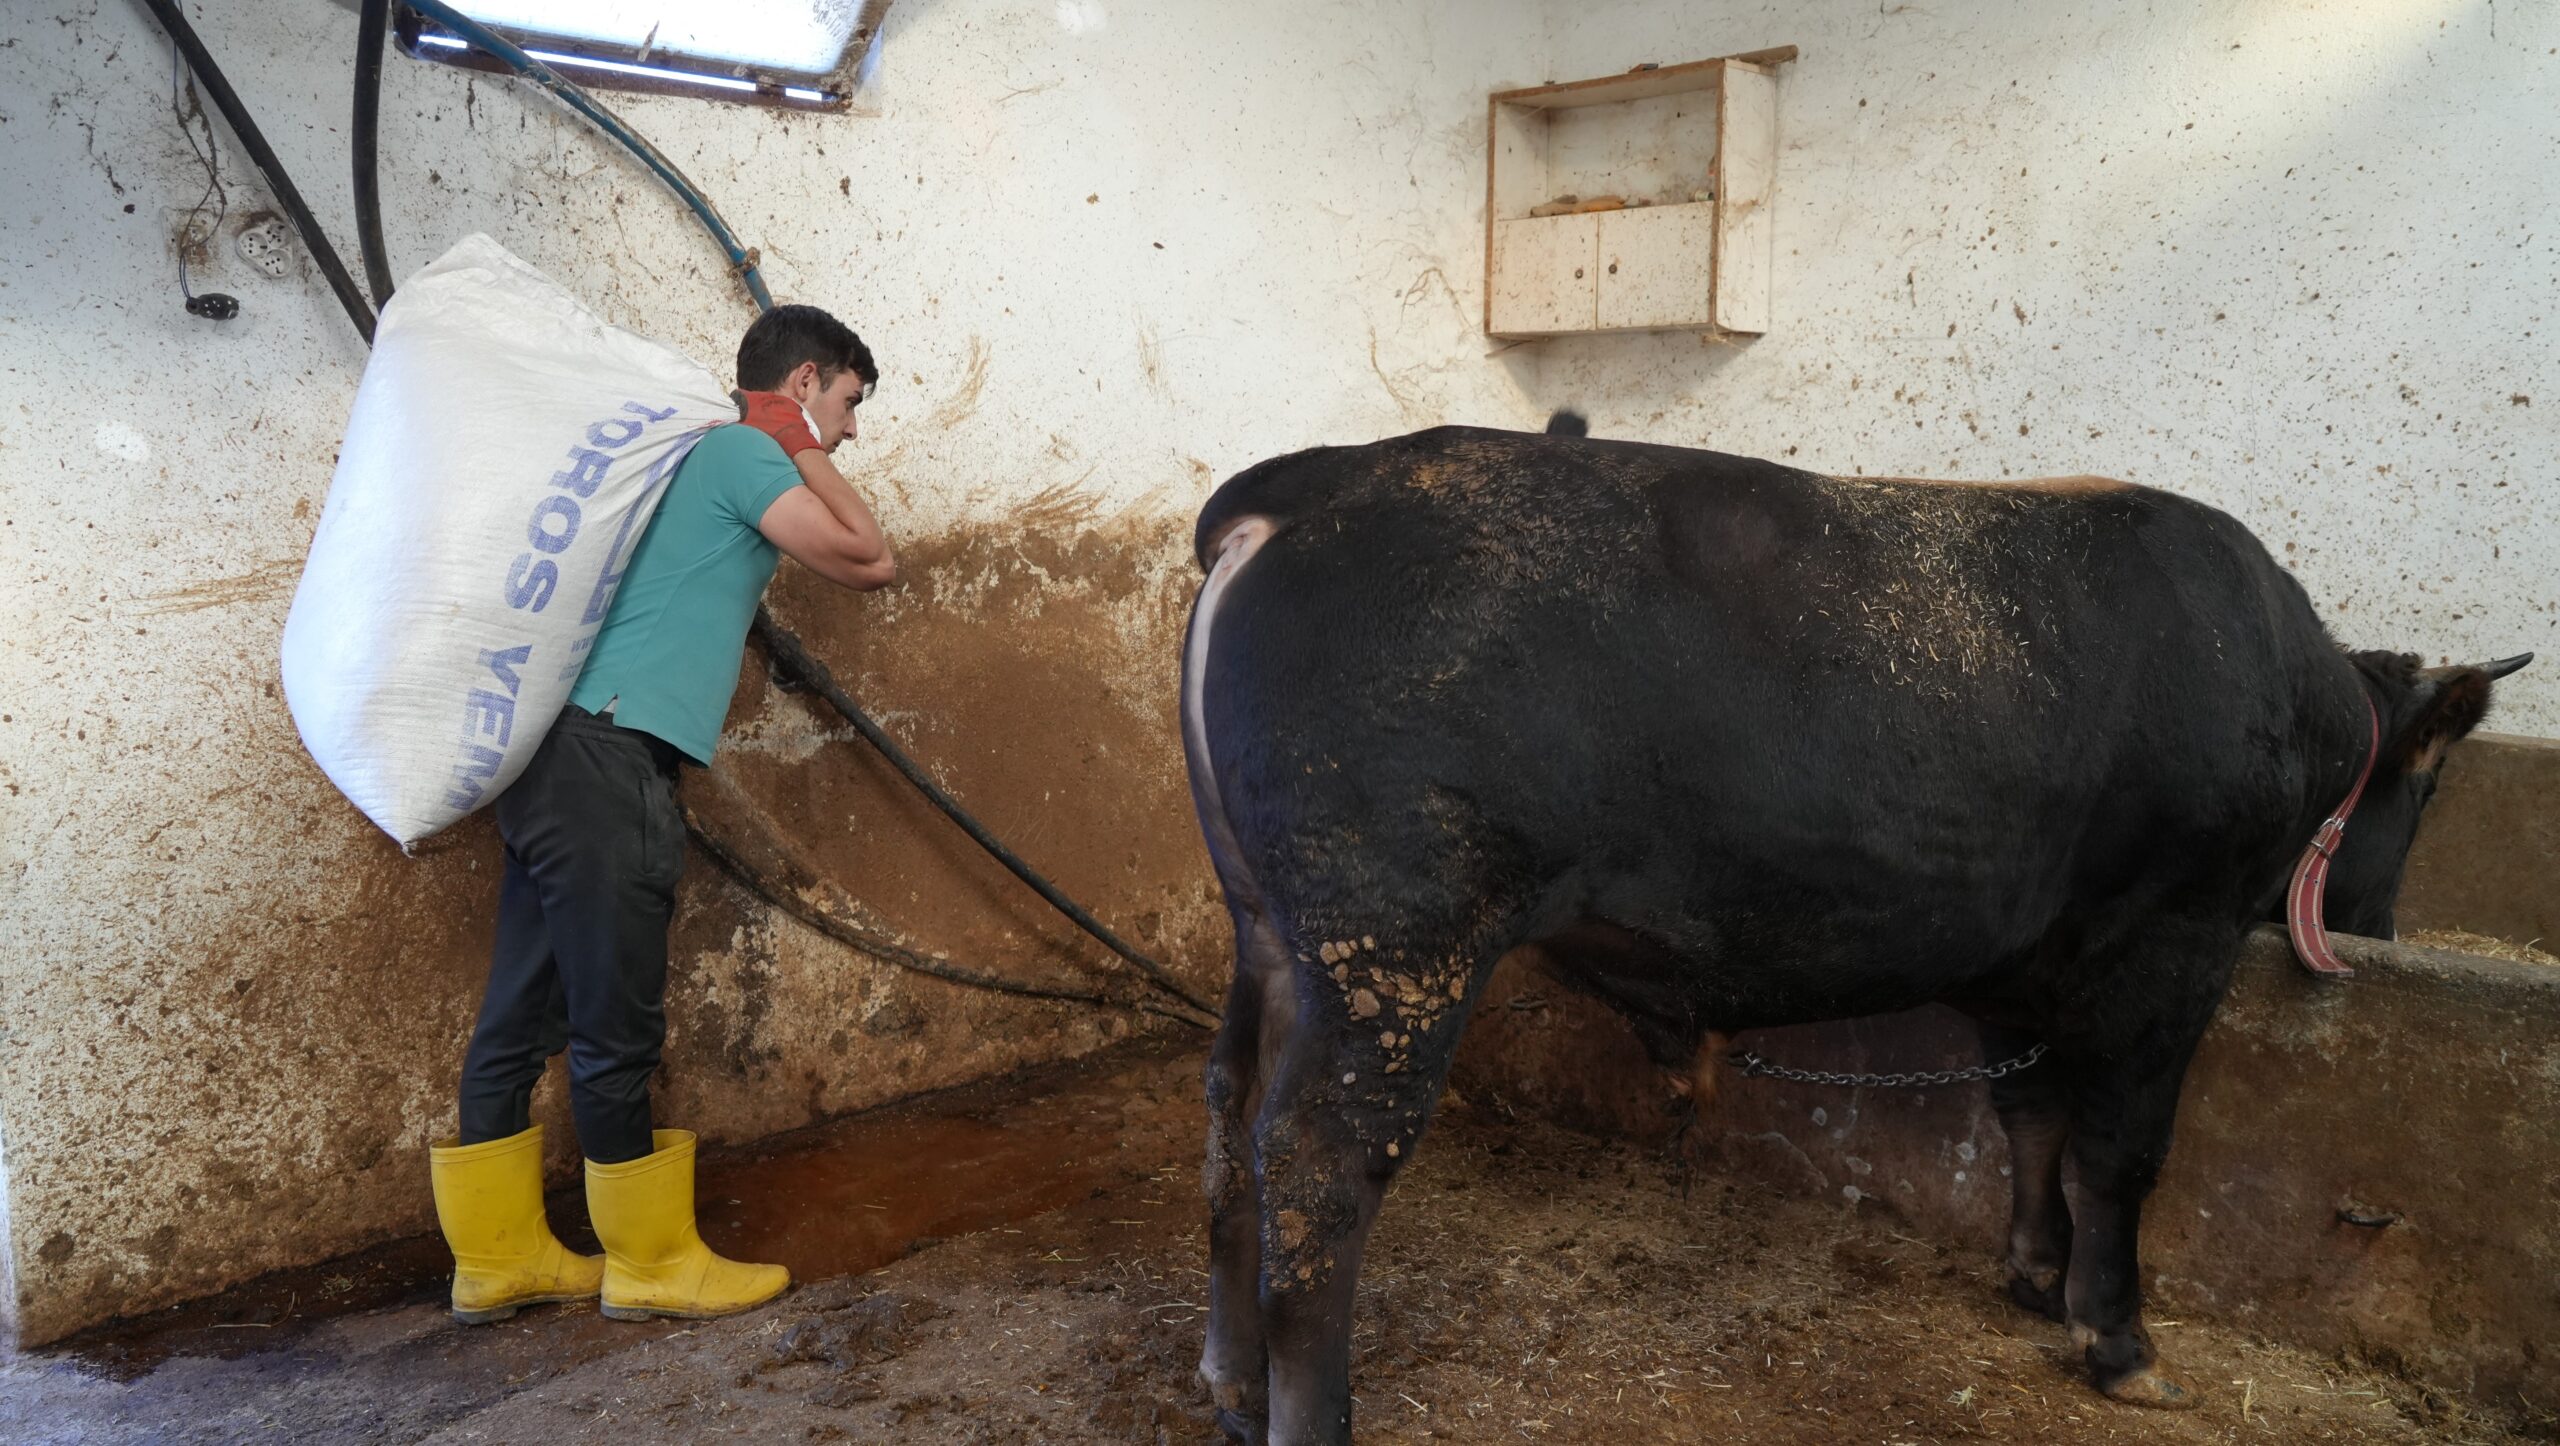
[{"xmin": 737, "ymin": 390, "xmax": 823, "ymax": 457}]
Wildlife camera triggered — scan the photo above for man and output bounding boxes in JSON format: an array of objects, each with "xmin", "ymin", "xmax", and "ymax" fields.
[{"xmin": 427, "ymin": 304, "xmax": 896, "ymax": 1324}]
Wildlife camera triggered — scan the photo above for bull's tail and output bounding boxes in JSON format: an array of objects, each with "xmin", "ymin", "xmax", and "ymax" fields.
[
  {"xmin": 1192, "ymin": 444, "xmax": 1349, "ymax": 569},
  {"xmin": 1180, "ymin": 515, "xmax": 1279, "ymax": 912}
]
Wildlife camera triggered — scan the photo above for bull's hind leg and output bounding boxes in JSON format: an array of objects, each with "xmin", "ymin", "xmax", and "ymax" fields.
[
  {"xmin": 1254, "ymin": 928, "xmax": 1500, "ymax": 1446},
  {"xmin": 2053, "ymin": 916, "xmax": 2237, "ymax": 1410},
  {"xmin": 1201, "ymin": 912, "xmax": 1295, "ymax": 1435},
  {"xmin": 1981, "ymin": 1022, "xmax": 2073, "ymax": 1322}
]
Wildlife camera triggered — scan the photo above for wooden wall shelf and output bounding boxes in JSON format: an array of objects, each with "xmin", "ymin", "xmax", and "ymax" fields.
[{"xmin": 1483, "ymin": 46, "xmax": 1797, "ymax": 340}]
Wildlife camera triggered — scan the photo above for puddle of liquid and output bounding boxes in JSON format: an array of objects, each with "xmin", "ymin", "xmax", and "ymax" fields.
[
  {"xmin": 48, "ymin": 1041, "xmax": 1198, "ymax": 1379},
  {"xmin": 696, "ymin": 1075, "xmax": 1177, "ymax": 1281}
]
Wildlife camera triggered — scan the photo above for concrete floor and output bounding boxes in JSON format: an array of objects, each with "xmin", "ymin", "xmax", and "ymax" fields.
[{"xmin": 3, "ymin": 1041, "xmax": 2540, "ymax": 1444}]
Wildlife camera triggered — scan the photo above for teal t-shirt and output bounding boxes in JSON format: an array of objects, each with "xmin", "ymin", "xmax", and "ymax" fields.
[{"xmin": 568, "ymin": 423, "xmax": 801, "ymax": 764}]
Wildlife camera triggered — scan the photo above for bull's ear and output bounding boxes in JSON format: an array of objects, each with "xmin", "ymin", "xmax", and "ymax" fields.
[{"xmin": 2392, "ymin": 654, "xmax": 2528, "ymax": 769}]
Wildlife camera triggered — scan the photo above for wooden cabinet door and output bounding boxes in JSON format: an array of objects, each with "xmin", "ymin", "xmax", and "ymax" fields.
[
  {"xmin": 1489, "ymin": 214, "xmax": 1598, "ymax": 336},
  {"xmin": 1712, "ymin": 60, "xmax": 1780, "ymax": 334},
  {"xmin": 1594, "ymin": 202, "xmax": 1714, "ymax": 330}
]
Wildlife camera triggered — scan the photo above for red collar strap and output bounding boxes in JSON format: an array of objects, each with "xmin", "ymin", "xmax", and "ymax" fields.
[{"xmin": 2286, "ymin": 695, "xmax": 2383, "ymax": 978}]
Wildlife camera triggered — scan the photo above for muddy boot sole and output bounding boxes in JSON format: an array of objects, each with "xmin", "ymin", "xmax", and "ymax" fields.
[
  {"xmin": 599, "ymin": 1290, "xmax": 787, "ymax": 1323},
  {"xmin": 453, "ymin": 1293, "xmax": 588, "ymax": 1326}
]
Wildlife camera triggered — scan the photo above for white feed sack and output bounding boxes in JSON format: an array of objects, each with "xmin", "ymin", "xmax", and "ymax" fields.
[{"xmin": 282, "ymin": 233, "xmax": 735, "ymax": 847}]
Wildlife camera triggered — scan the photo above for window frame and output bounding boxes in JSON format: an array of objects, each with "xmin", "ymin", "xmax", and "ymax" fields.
[{"xmin": 394, "ymin": 2, "xmax": 890, "ymax": 111}]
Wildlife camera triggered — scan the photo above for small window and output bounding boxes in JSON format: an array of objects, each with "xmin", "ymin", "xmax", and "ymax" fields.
[{"xmin": 399, "ymin": 1, "xmax": 891, "ymax": 109}]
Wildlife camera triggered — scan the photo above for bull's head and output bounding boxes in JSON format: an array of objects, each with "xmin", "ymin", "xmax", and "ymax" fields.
[{"xmin": 2323, "ymin": 650, "xmax": 2534, "ymax": 938}]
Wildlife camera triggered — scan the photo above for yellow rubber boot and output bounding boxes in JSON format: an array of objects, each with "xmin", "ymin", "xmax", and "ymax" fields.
[
  {"xmin": 428, "ymin": 1125, "xmax": 604, "ymax": 1324},
  {"xmin": 586, "ymin": 1129, "xmax": 789, "ymax": 1321}
]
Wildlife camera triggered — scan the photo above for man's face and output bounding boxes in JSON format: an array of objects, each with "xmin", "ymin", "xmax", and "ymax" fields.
[{"xmin": 784, "ymin": 361, "xmax": 869, "ymax": 450}]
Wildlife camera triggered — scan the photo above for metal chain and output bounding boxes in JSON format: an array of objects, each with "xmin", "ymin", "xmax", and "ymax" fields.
[{"xmin": 1729, "ymin": 1041, "xmax": 2049, "ymax": 1090}]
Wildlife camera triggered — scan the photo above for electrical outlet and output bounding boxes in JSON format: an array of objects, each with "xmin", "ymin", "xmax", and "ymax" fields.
[{"xmin": 235, "ymin": 215, "xmax": 294, "ymax": 279}]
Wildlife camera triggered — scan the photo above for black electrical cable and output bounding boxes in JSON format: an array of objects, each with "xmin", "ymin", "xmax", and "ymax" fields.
[
  {"xmin": 680, "ymin": 776, "xmax": 1212, "ymax": 1028},
  {"xmin": 139, "ymin": 0, "xmax": 376, "ymax": 343},
  {"xmin": 351, "ymin": 0, "xmax": 396, "ymax": 307},
  {"xmin": 169, "ymin": 46, "xmax": 238, "ymax": 320},
  {"xmin": 753, "ymin": 610, "xmax": 1221, "ymax": 1020},
  {"xmin": 398, "ymin": 0, "xmax": 774, "ymax": 311},
  {"xmin": 681, "ymin": 810, "xmax": 1127, "ymax": 1013}
]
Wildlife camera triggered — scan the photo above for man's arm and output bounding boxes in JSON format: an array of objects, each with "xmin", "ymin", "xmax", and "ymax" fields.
[
  {"xmin": 758, "ymin": 452, "xmax": 897, "ymax": 591},
  {"xmin": 733, "ymin": 391, "xmax": 898, "ymax": 591}
]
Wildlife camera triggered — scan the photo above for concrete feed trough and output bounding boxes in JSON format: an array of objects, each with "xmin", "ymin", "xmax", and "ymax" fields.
[{"xmin": 1455, "ymin": 732, "xmax": 2560, "ymax": 1408}]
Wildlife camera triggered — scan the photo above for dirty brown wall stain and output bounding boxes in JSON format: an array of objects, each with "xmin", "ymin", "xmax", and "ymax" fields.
[
  {"xmin": 132, "ymin": 559, "xmax": 304, "ymax": 616},
  {"xmin": 11, "ymin": 511, "xmax": 1227, "ymax": 1347},
  {"xmin": 721, "ymin": 507, "xmax": 1227, "ymax": 1012},
  {"xmin": 924, "ymin": 337, "xmax": 992, "ymax": 431},
  {"xmin": 11, "ymin": 776, "xmax": 509, "ymax": 1345}
]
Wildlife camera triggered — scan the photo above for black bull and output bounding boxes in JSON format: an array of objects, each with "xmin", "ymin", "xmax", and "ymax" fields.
[{"xmin": 1176, "ymin": 422, "xmax": 2529, "ymax": 1444}]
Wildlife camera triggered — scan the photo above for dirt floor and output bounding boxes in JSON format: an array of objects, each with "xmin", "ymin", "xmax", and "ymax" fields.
[{"xmin": 3, "ymin": 1041, "xmax": 2544, "ymax": 1445}]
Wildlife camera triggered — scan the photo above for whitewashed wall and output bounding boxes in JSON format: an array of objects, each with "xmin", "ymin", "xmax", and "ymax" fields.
[{"xmin": 1531, "ymin": 0, "xmax": 2558, "ymax": 727}]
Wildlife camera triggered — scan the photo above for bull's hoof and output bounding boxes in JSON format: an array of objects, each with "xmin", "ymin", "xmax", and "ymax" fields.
[
  {"xmin": 1200, "ymin": 1366, "xmax": 1267, "ymax": 1441},
  {"xmin": 1198, "ymin": 1366, "xmax": 1265, "ymax": 1415},
  {"xmin": 2099, "ymin": 1365, "xmax": 2199, "ymax": 1409},
  {"xmin": 2006, "ymin": 1271, "xmax": 2066, "ymax": 1323}
]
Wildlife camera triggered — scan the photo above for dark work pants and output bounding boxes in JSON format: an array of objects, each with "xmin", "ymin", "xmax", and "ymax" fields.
[{"xmin": 457, "ymin": 706, "xmax": 686, "ymax": 1165}]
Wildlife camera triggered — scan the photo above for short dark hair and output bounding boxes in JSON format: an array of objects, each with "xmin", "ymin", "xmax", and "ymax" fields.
[{"xmin": 736, "ymin": 304, "xmax": 877, "ymax": 391}]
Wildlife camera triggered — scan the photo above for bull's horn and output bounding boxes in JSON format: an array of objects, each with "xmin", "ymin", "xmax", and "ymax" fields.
[
  {"xmin": 2479, "ymin": 652, "xmax": 2536, "ymax": 680},
  {"xmin": 2423, "ymin": 652, "xmax": 2535, "ymax": 685}
]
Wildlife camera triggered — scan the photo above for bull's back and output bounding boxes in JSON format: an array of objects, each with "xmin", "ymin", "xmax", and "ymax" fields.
[
  {"xmin": 1190, "ymin": 428, "xmax": 2324, "ymax": 977},
  {"xmin": 1195, "ymin": 426, "xmax": 2308, "ymax": 751}
]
